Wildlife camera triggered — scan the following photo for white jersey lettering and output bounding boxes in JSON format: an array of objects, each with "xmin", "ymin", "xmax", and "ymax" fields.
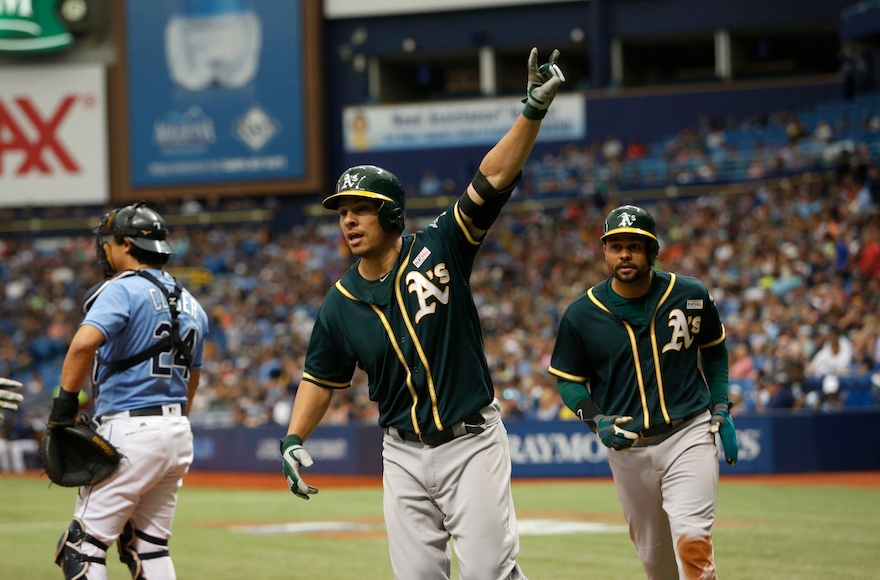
[
  {"xmin": 661, "ymin": 309, "xmax": 701, "ymax": 353},
  {"xmin": 405, "ymin": 265, "xmax": 450, "ymax": 323}
]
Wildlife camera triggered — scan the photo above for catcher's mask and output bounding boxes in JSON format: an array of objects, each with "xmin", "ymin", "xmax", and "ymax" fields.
[
  {"xmin": 322, "ymin": 165, "xmax": 406, "ymax": 233},
  {"xmin": 601, "ymin": 204, "xmax": 660, "ymax": 265},
  {"xmin": 94, "ymin": 202, "xmax": 173, "ymax": 277}
]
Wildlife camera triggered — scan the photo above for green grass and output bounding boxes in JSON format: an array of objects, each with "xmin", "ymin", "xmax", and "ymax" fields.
[{"xmin": 2, "ymin": 475, "xmax": 879, "ymax": 579}]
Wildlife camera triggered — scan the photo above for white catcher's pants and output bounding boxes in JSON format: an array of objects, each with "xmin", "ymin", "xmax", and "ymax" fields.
[{"xmin": 74, "ymin": 409, "xmax": 194, "ymax": 580}]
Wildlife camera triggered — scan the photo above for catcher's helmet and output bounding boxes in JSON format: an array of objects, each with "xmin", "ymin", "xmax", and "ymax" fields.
[
  {"xmin": 601, "ymin": 204, "xmax": 659, "ymax": 264},
  {"xmin": 322, "ymin": 165, "xmax": 406, "ymax": 233},
  {"xmin": 94, "ymin": 202, "xmax": 173, "ymax": 276}
]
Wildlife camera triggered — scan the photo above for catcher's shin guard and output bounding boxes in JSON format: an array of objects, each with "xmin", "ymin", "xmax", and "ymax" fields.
[
  {"xmin": 118, "ymin": 521, "xmax": 171, "ymax": 580},
  {"xmin": 55, "ymin": 519, "xmax": 108, "ymax": 580}
]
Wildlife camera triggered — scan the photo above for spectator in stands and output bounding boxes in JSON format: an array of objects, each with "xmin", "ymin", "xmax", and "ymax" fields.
[
  {"xmin": 785, "ymin": 116, "xmax": 808, "ymax": 143},
  {"xmin": 759, "ymin": 372, "xmax": 797, "ymax": 411},
  {"xmin": 804, "ymin": 375, "xmax": 845, "ymax": 412},
  {"xmin": 726, "ymin": 383, "xmax": 747, "ymax": 415},
  {"xmin": 858, "ymin": 225, "xmax": 880, "ymax": 279},
  {"xmin": 601, "ymin": 135, "xmax": 623, "ymax": 161},
  {"xmin": 0, "ymin": 411, "xmax": 38, "ymax": 473},
  {"xmin": 704, "ymin": 116, "xmax": 726, "ymax": 151},
  {"xmin": 807, "ymin": 328, "xmax": 854, "ymax": 379},
  {"xmin": 729, "ymin": 343, "xmax": 756, "ymax": 382},
  {"xmin": 418, "ymin": 169, "xmax": 443, "ymax": 197},
  {"xmin": 526, "ymin": 386, "xmax": 563, "ymax": 421},
  {"xmin": 625, "ymin": 139, "xmax": 647, "ymax": 160},
  {"xmin": 813, "ymin": 120, "xmax": 834, "ymax": 143}
]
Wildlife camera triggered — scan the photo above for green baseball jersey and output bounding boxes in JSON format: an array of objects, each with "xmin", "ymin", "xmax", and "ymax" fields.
[
  {"xmin": 549, "ymin": 271, "xmax": 725, "ymax": 431},
  {"xmin": 303, "ymin": 201, "xmax": 493, "ymax": 434}
]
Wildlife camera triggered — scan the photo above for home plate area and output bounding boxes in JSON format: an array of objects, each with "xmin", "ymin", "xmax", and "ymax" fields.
[{"xmin": 230, "ymin": 519, "xmax": 628, "ymax": 536}]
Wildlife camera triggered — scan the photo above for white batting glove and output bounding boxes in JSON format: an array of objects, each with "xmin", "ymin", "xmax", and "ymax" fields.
[
  {"xmin": 593, "ymin": 414, "xmax": 638, "ymax": 450},
  {"xmin": 522, "ymin": 47, "xmax": 565, "ymax": 120},
  {"xmin": 0, "ymin": 377, "xmax": 24, "ymax": 410},
  {"xmin": 280, "ymin": 434, "xmax": 319, "ymax": 500}
]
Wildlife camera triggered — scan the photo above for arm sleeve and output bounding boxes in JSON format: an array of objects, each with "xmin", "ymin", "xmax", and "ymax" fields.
[
  {"xmin": 700, "ymin": 340, "xmax": 729, "ymax": 408},
  {"xmin": 557, "ymin": 378, "xmax": 591, "ymax": 411}
]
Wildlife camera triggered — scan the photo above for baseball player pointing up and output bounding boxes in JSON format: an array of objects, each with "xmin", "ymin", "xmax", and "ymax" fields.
[
  {"xmin": 49, "ymin": 203, "xmax": 208, "ymax": 580},
  {"xmin": 282, "ymin": 48, "xmax": 565, "ymax": 580},
  {"xmin": 549, "ymin": 205, "xmax": 738, "ymax": 579}
]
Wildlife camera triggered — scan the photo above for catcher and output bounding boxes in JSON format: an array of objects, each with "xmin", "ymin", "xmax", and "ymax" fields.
[{"xmin": 45, "ymin": 203, "xmax": 208, "ymax": 580}]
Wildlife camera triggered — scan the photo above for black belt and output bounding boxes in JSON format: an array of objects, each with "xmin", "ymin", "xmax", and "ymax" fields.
[
  {"xmin": 387, "ymin": 411, "xmax": 485, "ymax": 447},
  {"xmin": 637, "ymin": 410, "xmax": 703, "ymax": 439},
  {"xmin": 129, "ymin": 404, "xmax": 185, "ymax": 417}
]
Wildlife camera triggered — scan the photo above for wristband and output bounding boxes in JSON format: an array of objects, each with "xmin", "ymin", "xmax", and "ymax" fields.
[
  {"xmin": 459, "ymin": 170, "xmax": 522, "ymax": 229},
  {"xmin": 573, "ymin": 398, "xmax": 601, "ymax": 426},
  {"xmin": 58, "ymin": 387, "xmax": 79, "ymax": 400},
  {"xmin": 281, "ymin": 433, "xmax": 303, "ymax": 450},
  {"xmin": 522, "ymin": 102, "xmax": 548, "ymax": 120}
]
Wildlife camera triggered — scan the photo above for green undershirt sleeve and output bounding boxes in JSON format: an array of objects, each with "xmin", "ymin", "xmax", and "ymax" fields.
[
  {"xmin": 700, "ymin": 340, "xmax": 729, "ymax": 408},
  {"xmin": 557, "ymin": 378, "xmax": 592, "ymax": 412}
]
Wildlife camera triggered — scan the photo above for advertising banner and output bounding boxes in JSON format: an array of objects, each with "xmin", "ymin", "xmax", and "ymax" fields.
[
  {"xmin": 507, "ymin": 418, "xmax": 770, "ymax": 478},
  {"xmin": 192, "ymin": 424, "xmax": 385, "ymax": 475},
  {"xmin": 342, "ymin": 93, "xmax": 585, "ymax": 153},
  {"xmin": 0, "ymin": 0, "xmax": 73, "ymax": 53},
  {"xmin": 122, "ymin": 0, "xmax": 310, "ymax": 190},
  {"xmin": 0, "ymin": 63, "xmax": 108, "ymax": 207},
  {"xmin": 189, "ymin": 414, "xmax": 802, "ymax": 477}
]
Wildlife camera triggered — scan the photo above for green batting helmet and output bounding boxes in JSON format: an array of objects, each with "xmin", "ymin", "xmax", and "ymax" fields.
[
  {"xmin": 323, "ymin": 165, "xmax": 406, "ymax": 232},
  {"xmin": 601, "ymin": 204, "xmax": 659, "ymax": 264}
]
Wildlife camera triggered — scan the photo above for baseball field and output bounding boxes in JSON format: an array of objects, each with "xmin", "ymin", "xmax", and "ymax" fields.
[{"xmin": 2, "ymin": 471, "xmax": 879, "ymax": 579}]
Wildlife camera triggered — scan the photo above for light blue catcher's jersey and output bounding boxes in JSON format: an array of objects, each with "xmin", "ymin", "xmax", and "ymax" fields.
[{"xmin": 83, "ymin": 269, "xmax": 209, "ymax": 417}]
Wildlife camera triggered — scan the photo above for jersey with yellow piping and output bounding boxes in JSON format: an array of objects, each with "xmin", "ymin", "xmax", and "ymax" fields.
[
  {"xmin": 549, "ymin": 271, "xmax": 725, "ymax": 431},
  {"xmin": 302, "ymin": 201, "xmax": 493, "ymax": 434}
]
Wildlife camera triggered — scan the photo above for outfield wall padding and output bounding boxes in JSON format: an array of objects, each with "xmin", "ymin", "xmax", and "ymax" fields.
[{"xmin": 190, "ymin": 410, "xmax": 880, "ymax": 477}]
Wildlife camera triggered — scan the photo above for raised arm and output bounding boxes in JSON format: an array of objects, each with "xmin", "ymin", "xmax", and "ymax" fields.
[{"xmin": 459, "ymin": 48, "xmax": 565, "ymax": 238}]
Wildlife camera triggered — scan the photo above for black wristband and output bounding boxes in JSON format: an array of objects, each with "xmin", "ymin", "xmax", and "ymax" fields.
[
  {"xmin": 49, "ymin": 396, "xmax": 79, "ymax": 426},
  {"xmin": 471, "ymin": 169, "xmax": 521, "ymax": 201},
  {"xmin": 58, "ymin": 387, "xmax": 79, "ymax": 400},
  {"xmin": 573, "ymin": 398, "xmax": 602, "ymax": 429},
  {"xmin": 459, "ymin": 170, "xmax": 522, "ymax": 230}
]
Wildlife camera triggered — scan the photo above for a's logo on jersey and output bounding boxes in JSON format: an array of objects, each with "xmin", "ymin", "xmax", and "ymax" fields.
[
  {"xmin": 341, "ymin": 172, "xmax": 364, "ymax": 190},
  {"xmin": 661, "ymin": 309, "xmax": 702, "ymax": 353},
  {"xmin": 406, "ymin": 263, "xmax": 450, "ymax": 323},
  {"xmin": 618, "ymin": 212, "xmax": 637, "ymax": 228}
]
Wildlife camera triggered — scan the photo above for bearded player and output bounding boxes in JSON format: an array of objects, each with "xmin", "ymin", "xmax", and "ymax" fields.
[
  {"xmin": 549, "ymin": 205, "xmax": 738, "ymax": 579},
  {"xmin": 280, "ymin": 48, "xmax": 564, "ymax": 579}
]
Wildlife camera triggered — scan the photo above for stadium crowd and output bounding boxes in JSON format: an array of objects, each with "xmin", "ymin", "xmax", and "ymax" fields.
[
  {"xmin": 3, "ymin": 100, "xmax": 880, "ymax": 470},
  {"xmin": 2, "ymin": 169, "xmax": 879, "ymax": 441},
  {"xmin": 521, "ymin": 92, "xmax": 880, "ymax": 198}
]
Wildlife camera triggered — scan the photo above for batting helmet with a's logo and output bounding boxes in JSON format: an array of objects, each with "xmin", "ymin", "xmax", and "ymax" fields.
[
  {"xmin": 601, "ymin": 205, "xmax": 659, "ymax": 264},
  {"xmin": 322, "ymin": 165, "xmax": 406, "ymax": 233}
]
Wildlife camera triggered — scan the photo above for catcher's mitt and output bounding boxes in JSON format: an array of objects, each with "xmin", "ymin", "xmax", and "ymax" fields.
[{"xmin": 39, "ymin": 417, "xmax": 122, "ymax": 487}]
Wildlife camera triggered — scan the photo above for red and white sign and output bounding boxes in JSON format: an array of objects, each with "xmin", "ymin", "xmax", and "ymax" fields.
[{"xmin": 0, "ymin": 63, "xmax": 108, "ymax": 207}]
